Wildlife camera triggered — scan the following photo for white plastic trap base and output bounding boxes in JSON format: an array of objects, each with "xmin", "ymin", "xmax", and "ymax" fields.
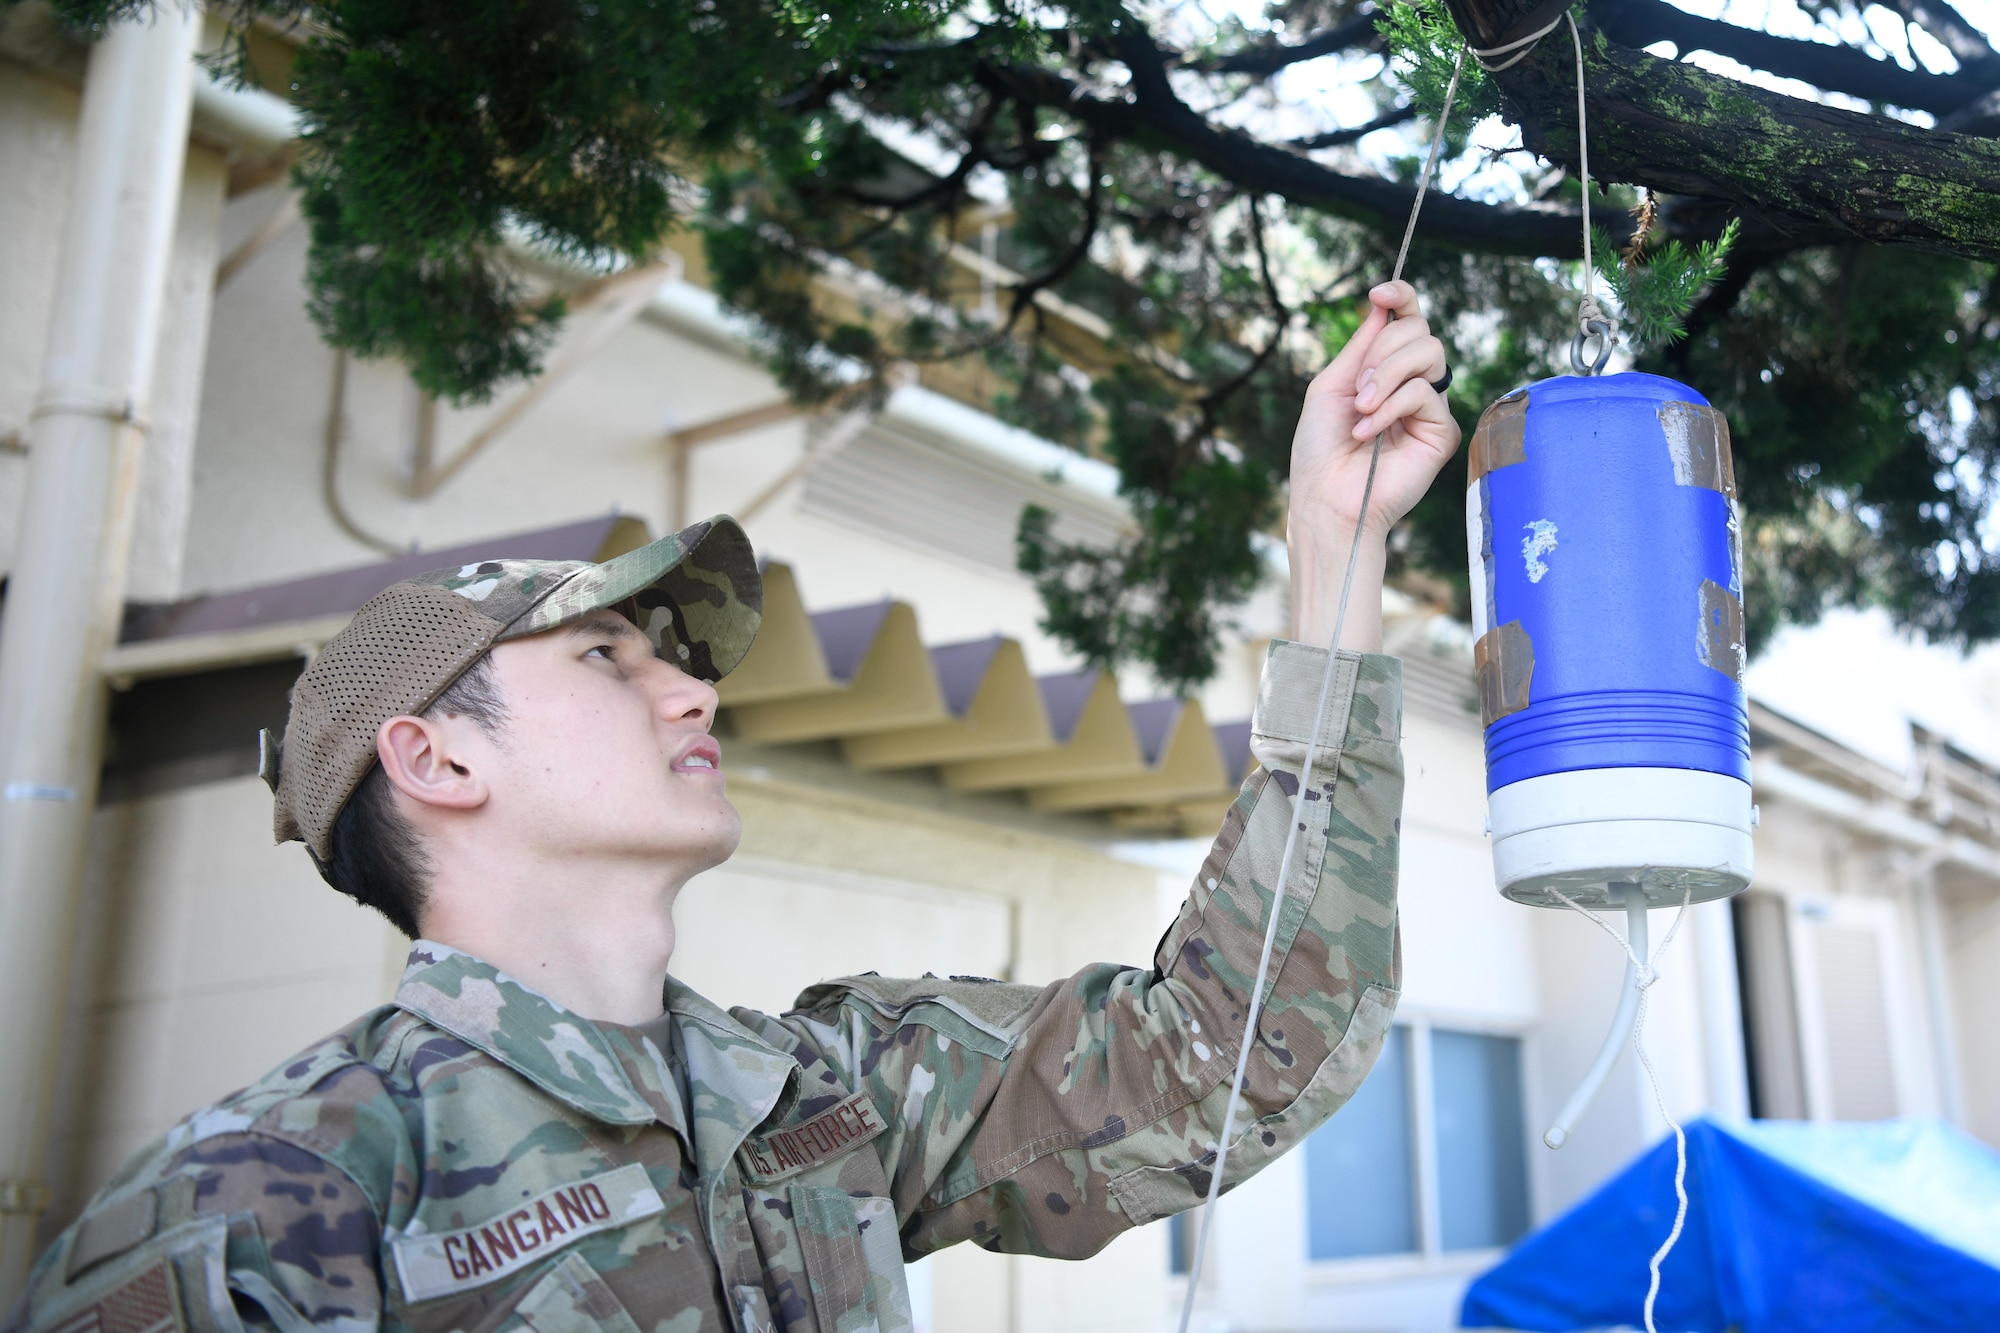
[{"xmin": 1488, "ymin": 767, "xmax": 1754, "ymax": 909}]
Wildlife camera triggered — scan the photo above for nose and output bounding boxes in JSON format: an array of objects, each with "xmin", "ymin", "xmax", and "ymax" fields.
[{"xmin": 648, "ymin": 655, "xmax": 719, "ymax": 729}]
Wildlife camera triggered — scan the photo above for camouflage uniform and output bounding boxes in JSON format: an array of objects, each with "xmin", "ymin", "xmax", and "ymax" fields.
[{"xmin": 10, "ymin": 643, "xmax": 1402, "ymax": 1333}]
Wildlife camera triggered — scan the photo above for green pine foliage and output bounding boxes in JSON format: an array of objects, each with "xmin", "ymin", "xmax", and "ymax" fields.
[
  {"xmin": 1377, "ymin": 0, "xmax": 1497, "ymax": 138},
  {"xmin": 1591, "ymin": 218, "xmax": 1740, "ymax": 350},
  {"xmin": 1660, "ymin": 249, "xmax": 2000, "ymax": 651}
]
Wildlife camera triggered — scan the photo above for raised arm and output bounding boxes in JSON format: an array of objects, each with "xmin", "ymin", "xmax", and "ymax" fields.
[{"xmin": 779, "ymin": 282, "xmax": 1459, "ymax": 1258}]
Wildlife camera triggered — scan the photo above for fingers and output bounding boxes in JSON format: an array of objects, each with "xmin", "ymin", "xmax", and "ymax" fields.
[
  {"xmin": 1353, "ymin": 373, "xmax": 1456, "ymax": 447},
  {"xmin": 1369, "ymin": 279, "xmax": 1421, "ymax": 321},
  {"xmin": 1318, "ymin": 299, "xmax": 1393, "ymax": 393},
  {"xmin": 1355, "ymin": 331, "xmax": 1448, "ymax": 414},
  {"xmin": 1315, "ymin": 280, "xmax": 1431, "ymax": 397}
]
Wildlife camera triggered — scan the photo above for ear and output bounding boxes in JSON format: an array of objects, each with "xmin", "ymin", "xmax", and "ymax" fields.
[{"xmin": 376, "ymin": 714, "xmax": 489, "ymax": 813}]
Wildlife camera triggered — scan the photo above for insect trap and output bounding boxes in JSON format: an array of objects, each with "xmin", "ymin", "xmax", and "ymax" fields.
[{"xmin": 1467, "ymin": 367, "xmax": 1754, "ymax": 1152}]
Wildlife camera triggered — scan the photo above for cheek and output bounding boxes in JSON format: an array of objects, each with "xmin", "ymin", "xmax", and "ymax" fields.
[{"xmin": 511, "ymin": 691, "xmax": 667, "ymax": 796}]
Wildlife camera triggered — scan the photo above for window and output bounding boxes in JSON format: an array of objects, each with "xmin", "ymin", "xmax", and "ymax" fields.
[
  {"xmin": 1432, "ymin": 1030, "xmax": 1530, "ymax": 1251},
  {"xmin": 1167, "ymin": 1204, "xmax": 1214, "ymax": 1288},
  {"xmin": 1304, "ymin": 1023, "xmax": 1530, "ymax": 1263},
  {"xmin": 1305, "ymin": 1026, "xmax": 1416, "ymax": 1259}
]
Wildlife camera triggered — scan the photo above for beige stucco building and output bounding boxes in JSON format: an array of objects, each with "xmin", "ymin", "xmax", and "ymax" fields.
[{"xmin": 5, "ymin": 11, "xmax": 1999, "ymax": 1329}]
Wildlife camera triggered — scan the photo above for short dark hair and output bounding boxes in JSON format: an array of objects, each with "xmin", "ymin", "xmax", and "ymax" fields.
[{"xmin": 324, "ymin": 654, "xmax": 508, "ymax": 938}]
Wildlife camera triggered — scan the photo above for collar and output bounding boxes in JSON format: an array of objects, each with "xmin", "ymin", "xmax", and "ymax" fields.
[
  {"xmin": 664, "ymin": 976, "xmax": 802, "ymax": 1185},
  {"xmin": 392, "ymin": 944, "xmax": 801, "ymax": 1176},
  {"xmin": 394, "ymin": 941, "xmax": 658, "ymax": 1126}
]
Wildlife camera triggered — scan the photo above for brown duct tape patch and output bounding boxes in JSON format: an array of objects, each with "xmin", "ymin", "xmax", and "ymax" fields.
[
  {"xmin": 1467, "ymin": 392, "xmax": 1528, "ymax": 484},
  {"xmin": 1474, "ymin": 620, "xmax": 1535, "ymax": 727},
  {"xmin": 1659, "ymin": 402, "xmax": 1737, "ymax": 497},
  {"xmin": 1697, "ymin": 579, "xmax": 1745, "ymax": 681}
]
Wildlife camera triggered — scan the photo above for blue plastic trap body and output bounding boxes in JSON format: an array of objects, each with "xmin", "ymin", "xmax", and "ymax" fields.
[{"xmin": 1467, "ymin": 371, "xmax": 1749, "ymax": 795}]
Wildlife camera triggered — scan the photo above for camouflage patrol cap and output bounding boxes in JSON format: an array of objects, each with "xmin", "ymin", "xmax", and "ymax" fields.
[{"xmin": 267, "ymin": 516, "xmax": 760, "ymax": 861}]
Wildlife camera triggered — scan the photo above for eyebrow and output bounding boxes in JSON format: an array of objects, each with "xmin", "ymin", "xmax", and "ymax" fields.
[{"xmin": 561, "ymin": 614, "xmax": 644, "ymax": 642}]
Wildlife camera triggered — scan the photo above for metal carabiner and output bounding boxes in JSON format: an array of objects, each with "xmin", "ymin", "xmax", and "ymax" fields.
[{"xmin": 1570, "ymin": 318, "xmax": 1614, "ymax": 376}]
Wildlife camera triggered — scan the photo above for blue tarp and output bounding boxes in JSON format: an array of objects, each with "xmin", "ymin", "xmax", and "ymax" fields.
[{"xmin": 1460, "ymin": 1117, "xmax": 2000, "ymax": 1332}]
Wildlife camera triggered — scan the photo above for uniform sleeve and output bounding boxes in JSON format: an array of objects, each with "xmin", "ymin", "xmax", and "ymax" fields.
[
  {"xmin": 14, "ymin": 1131, "xmax": 385, "ymax": 1333},
  {"xmin": 179, "ymin": 1133, "xmax": 385, "ymax": 1332},
  {"xmin": 780, "ymin": 642, "xmax": 1403, "ymax": 1259}
]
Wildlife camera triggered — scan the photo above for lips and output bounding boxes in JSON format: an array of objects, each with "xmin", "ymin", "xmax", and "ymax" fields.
[{"xmin": 672, "ymin": 737, "xmax": 722, "ymax": 774}]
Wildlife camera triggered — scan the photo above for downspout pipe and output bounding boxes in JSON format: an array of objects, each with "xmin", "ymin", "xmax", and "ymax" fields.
[{"xmin": 0, "ymin": 9, "xmax": 201, "ymax": 1299}]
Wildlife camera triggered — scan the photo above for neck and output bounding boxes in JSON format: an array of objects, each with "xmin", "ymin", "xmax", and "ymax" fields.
[{"xmin": 418, "ymin": 845, "xmax": 686, "ymax": 1026}]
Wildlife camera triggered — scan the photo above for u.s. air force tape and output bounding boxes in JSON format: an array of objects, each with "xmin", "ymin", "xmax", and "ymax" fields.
[
  {"xmin": 388, "ymin": 1162, "xmax": 665, "ymax": 1302},
  {"xmin": 742, "ymin": 1090, "xmax": 887, "ymax": 1182}
]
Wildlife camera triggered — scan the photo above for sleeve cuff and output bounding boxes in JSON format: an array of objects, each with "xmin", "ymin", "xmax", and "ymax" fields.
[{"xmin": 1251, "ymin": 642, "xmax": 1401, "ymax": 768}]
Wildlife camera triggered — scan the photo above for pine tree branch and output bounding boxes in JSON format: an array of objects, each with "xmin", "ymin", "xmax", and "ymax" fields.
[
  {"xmin": 1184, "ymin": 9, "xmax": 1384, "ymax": 75},
  {"xmin": 1442, "ymin": 0, "xmax": 2000, "ymax": 261},
  {"xmin": 1588, "ymin": 0, "xmax": 1994, "ymax": 114},
  {"xmin": 981, "ymin": 40, "xmax": 1602, "ymax": 256},
  {"xmin": 1874, "ymin": 0, "xmax": 2000, "ymax": 75},
  {"xmin": 1288, "ymin": 104, "xmax": 1417, "ymax": 148}
]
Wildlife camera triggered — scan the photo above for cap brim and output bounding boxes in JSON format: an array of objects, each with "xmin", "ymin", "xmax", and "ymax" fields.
[{"xmin": 500, "ymin": 516, "xmax": 762, "ymax": 682}]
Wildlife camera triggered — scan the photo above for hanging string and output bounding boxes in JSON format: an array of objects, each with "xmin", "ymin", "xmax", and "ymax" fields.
[
  {"xmin": 1564, "ymin": 12, "xmax": 1603, "ymax": 338},
  {"xmin": 1171, "ymin": 48, "xmax": 1466, "ymax": 1333},
  {"xmin": 1548, "ymin": 882, "xmax": 1695, "ymax": 1333},
  {"xmin": 1471, "ymin": 11, "xmax": 1610, "ymax": 371},
  {"xmin": 1468, "ymin": 9, "xmax": 1564, "ymax": 72},
  {"xmin": 1393, "ymin": 50, "xmax": 1468, "ymax": 279}
]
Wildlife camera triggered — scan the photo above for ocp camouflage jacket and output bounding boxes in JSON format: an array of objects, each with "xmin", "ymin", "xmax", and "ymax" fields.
[{"xmin": 9, "ymin": 643, "xmax": 1403, "ymax": 1333}]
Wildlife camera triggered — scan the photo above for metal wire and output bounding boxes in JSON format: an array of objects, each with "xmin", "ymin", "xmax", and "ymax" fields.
[{"xmin": 1172, "ymin": 50, "xmax": 1465, "ymax": 1333}]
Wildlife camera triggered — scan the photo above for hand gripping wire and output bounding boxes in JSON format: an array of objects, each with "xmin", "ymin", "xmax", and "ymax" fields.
[{"xmin": 1172, "ymin": 50, "xmax": 1466, "ymax": 1333}]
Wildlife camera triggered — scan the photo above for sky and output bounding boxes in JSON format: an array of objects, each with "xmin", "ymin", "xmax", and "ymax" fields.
[
  {"xmin": 1182, "ymin": 0, "xmax": 2000, "ymax": 205},
  {"xmin": 1748, "ymin": 610, "xmax": 2000, "ymax": 776}
]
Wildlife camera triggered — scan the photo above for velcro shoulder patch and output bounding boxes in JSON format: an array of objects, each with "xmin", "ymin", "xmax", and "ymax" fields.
[
  {"xmin": 46, "ymin": 1260, "xmax": 181, "ymax": 1333},
  {"xmin": 790, "ymin": 974, "xmax": 1042, "ymax": 1057},
  {"xmin": 743, "ymin": 1092, "xmax": 888, "ymax": 1183},
  {"xmin": 65, "ymin": 1189, "xmax": 159, "ymax": 1281},
  {"xmin": 388, "ymin": 1162, "xmax": 664, "ymax": 1303}
]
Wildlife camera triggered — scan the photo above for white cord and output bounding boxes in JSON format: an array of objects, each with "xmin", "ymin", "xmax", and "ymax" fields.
[
  {"xmin": 1468, "ymin": 11, "xmax": 1565, "ymax": 73},
  {"xmin": 1470, "ymin": 12, "xmax": 1602, "ymax": 336},
  {"xmin": 1171, "ymin": 49, "xmax": 1466, "ymax": 1333},
  {"xmin": 1565, "ymin": 12, "xmax": 1602, "ymax": 332},
  {"xmin": 1548, "ymin": 883, "xmax": 1694, "ymax": 1333}
]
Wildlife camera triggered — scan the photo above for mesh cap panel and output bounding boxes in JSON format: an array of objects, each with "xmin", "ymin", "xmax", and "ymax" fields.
[{"xmin": 276, "ymin": 584, "xmax": 504, "ymax": 857}]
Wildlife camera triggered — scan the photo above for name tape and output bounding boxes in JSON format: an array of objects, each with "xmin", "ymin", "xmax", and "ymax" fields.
[
  {"xmin": 743, "ymin": 1091, "xmax": 887, "ymax": 1181},
  {"xmin": 390, "ymin": 1162, "xmax": 664, "ymax": 1302}
]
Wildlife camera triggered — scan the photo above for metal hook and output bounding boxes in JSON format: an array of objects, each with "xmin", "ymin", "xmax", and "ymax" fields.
[{"xmin": 1570, "ymin": 319, "xmax": 1614, "ymax": 376}]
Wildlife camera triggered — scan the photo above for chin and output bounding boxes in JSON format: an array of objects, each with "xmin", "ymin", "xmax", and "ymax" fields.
[{"xmin": 680, "ymin": 798, "xmax": 743, "ymax": 871}]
